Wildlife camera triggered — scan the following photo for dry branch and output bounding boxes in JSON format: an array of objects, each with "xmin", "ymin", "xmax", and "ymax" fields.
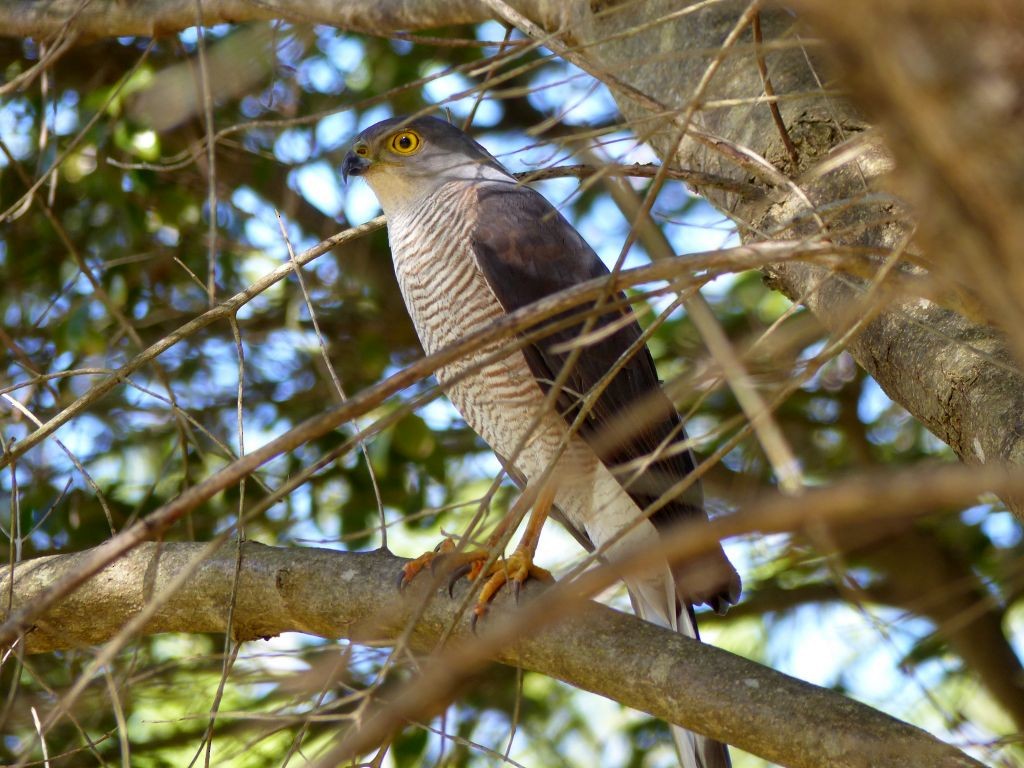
[
  {"xmin": 2, "ymin": 522, "xmax": 990, "ymax": 768},
  {"xmin": 0, "ymin": 0, "xmax": 557, "ymax": 39},
  {"xmin": 5, "ymin": 463, "xmax": 1020, "ymax": 765},
  {"xmin": 2, "ymin": 1, "xmax": 1021, "ymax": 764}
]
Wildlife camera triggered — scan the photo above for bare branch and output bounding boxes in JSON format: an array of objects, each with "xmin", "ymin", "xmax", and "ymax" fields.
[
  {"xmin": 324, "ymin": 459, "xmax": 1018, "ymax": 766},
  {"xmin": 0, "ymin": 0, "xmax": 563, "ymax": 40},
  {"xmin": 5, "ymin": 458, "xmax": 1007, "ymax": 768}
]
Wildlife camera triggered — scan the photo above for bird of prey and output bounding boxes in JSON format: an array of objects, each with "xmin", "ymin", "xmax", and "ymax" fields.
[{"xmin": 343, "ymin": 115, "xmax": 739, "ymax": 768}]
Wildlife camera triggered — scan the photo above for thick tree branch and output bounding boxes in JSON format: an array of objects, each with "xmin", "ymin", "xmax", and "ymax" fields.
[
  {"xmin": 2, "ymin": 541, "xmax": 982, "ymax": 768},
  {"xmin": 2, "ymin": 2, "xmax": 1020, "ymax": 761},
  {"xmin": 0, "ymin": 0, "xmax": 562, "ymax": 39},
  {"xmin": 722, "ymin": 527, "xmax": 1024, "ymax": 732}
]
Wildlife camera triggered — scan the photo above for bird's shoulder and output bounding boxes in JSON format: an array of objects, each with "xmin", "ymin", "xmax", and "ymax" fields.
[{"xmin": 470, "ymin": 181, "xmax": 605, "ymax": 306}]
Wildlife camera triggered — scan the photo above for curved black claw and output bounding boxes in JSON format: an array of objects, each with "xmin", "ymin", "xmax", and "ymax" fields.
[
  {"xmin": 447, "ymin": 563, "xmax": 475, "ymax": 597},
  {"xmin": 397, "ymin": 569, "xmax": 410, "ymax": 591}
]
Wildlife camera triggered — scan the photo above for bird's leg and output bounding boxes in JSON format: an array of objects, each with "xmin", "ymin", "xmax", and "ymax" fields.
[
  {"xmin": 398, "ymin": 536, "xmax": 462, "ymax": 589},
  {"xmin": 471, "ymin": 480, "xmax": 556, "ymax": 626},
  {"xmin": 398, "ymin": 480, "xmax": 557, "ymax": 622},
  {"xmin": 397, "ymin": 504, "xmax": 522, "ymax": 591}
]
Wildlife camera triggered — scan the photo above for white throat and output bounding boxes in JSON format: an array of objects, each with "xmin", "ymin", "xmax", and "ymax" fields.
[{"xmin": 365, "ymin": 158, "xmax": 515, "ymax": 218}]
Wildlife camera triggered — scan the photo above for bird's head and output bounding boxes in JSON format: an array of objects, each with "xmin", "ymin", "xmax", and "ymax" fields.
[{"xmin": 342, "ymin": 115, "xmax": 512, "ymax": 214}]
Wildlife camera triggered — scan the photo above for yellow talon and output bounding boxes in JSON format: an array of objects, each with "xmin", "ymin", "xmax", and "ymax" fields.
[
  {"xmin": 400, "ymin": 481, "xmax": 559, "ymax": 630},
  {"xmin": 398, "ymin": 538, "xmax": 490, "ymax": 592},
  {"xmin": 470, "ymin": 549, "xmax": 554, "ymax": 629}
]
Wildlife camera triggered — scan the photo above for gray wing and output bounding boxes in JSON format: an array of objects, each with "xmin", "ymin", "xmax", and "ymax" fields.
[{"xmin": 470, "ymin": 181, "xmax": 739, "ymax": 612}]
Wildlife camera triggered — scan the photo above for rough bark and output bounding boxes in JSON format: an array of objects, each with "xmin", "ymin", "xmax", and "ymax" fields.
[
  {"xmin": 554, "ymin": 1, "xmax": 1024, "ymax": 517},
  {"xmin": 0, "ymin": 542, "xmax": 983, "ymax": 768},
  {"xmin": 0, "ymin": 0, "xmax": 534, "ymax": 39}
]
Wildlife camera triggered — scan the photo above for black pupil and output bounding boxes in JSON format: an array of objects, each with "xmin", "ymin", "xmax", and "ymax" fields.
[{"xmin": 398, "ymin": 135, "xmax": 411, "ymax": 148}]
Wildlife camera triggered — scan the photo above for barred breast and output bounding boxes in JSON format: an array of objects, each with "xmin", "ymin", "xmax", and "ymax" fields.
[
  {"xmin": 385, "ymin": 182, "xmax": 664, "ymax": 558},
  {"xmin": 387, "ymin": 182, "xmax": 560, "ymax": 462}
]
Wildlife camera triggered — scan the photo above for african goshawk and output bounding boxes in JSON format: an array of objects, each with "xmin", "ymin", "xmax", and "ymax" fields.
[{"xmin": 343, "ymin": 115, "xmax": 739, "ymax": 768}]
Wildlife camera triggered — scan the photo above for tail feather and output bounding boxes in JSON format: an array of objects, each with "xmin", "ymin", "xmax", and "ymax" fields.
[{"xmin": 629, "ymin": 578, "xmax": 732, "ymax": 768}]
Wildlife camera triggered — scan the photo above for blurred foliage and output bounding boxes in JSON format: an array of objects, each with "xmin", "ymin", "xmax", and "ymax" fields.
[{"xmin": 0, "ymin": 19, "xmax": 1020, "ymax": 768}]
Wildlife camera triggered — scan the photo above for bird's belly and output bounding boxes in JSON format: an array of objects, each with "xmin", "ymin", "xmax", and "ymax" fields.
[
  {"xmin": 388, "ymin": 212, "xmax": 665, "ymax": 584},
  {"xmin": 439, "ymin": 346, "xmax": 672, "ymax": 615},
  {"xmin": 397, "ymin": 265, "xmax": 640, "ymax": 540},
  {"xmin": 444, "ymin": 344, "xmax": 628, "ymax": 536},
  {"xmin": 418, "ymin": 299, "xmax": 591, "ymax": 495}
]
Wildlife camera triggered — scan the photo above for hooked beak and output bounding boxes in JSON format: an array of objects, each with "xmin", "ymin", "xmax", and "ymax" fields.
[{"xmin": 342, "ymin": 151, "xmax": 370, "ymax": 184}]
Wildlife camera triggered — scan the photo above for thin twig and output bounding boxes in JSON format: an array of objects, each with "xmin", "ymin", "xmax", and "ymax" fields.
[{"xmin": 752, "ymin": 10, "xmax": 800, "ymax": 166}]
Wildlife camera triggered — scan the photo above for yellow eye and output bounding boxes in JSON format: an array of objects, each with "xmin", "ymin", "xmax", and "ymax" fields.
[{"xmin": 389, "ymin": 130, "xmax": 421, "ymax": 154}]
